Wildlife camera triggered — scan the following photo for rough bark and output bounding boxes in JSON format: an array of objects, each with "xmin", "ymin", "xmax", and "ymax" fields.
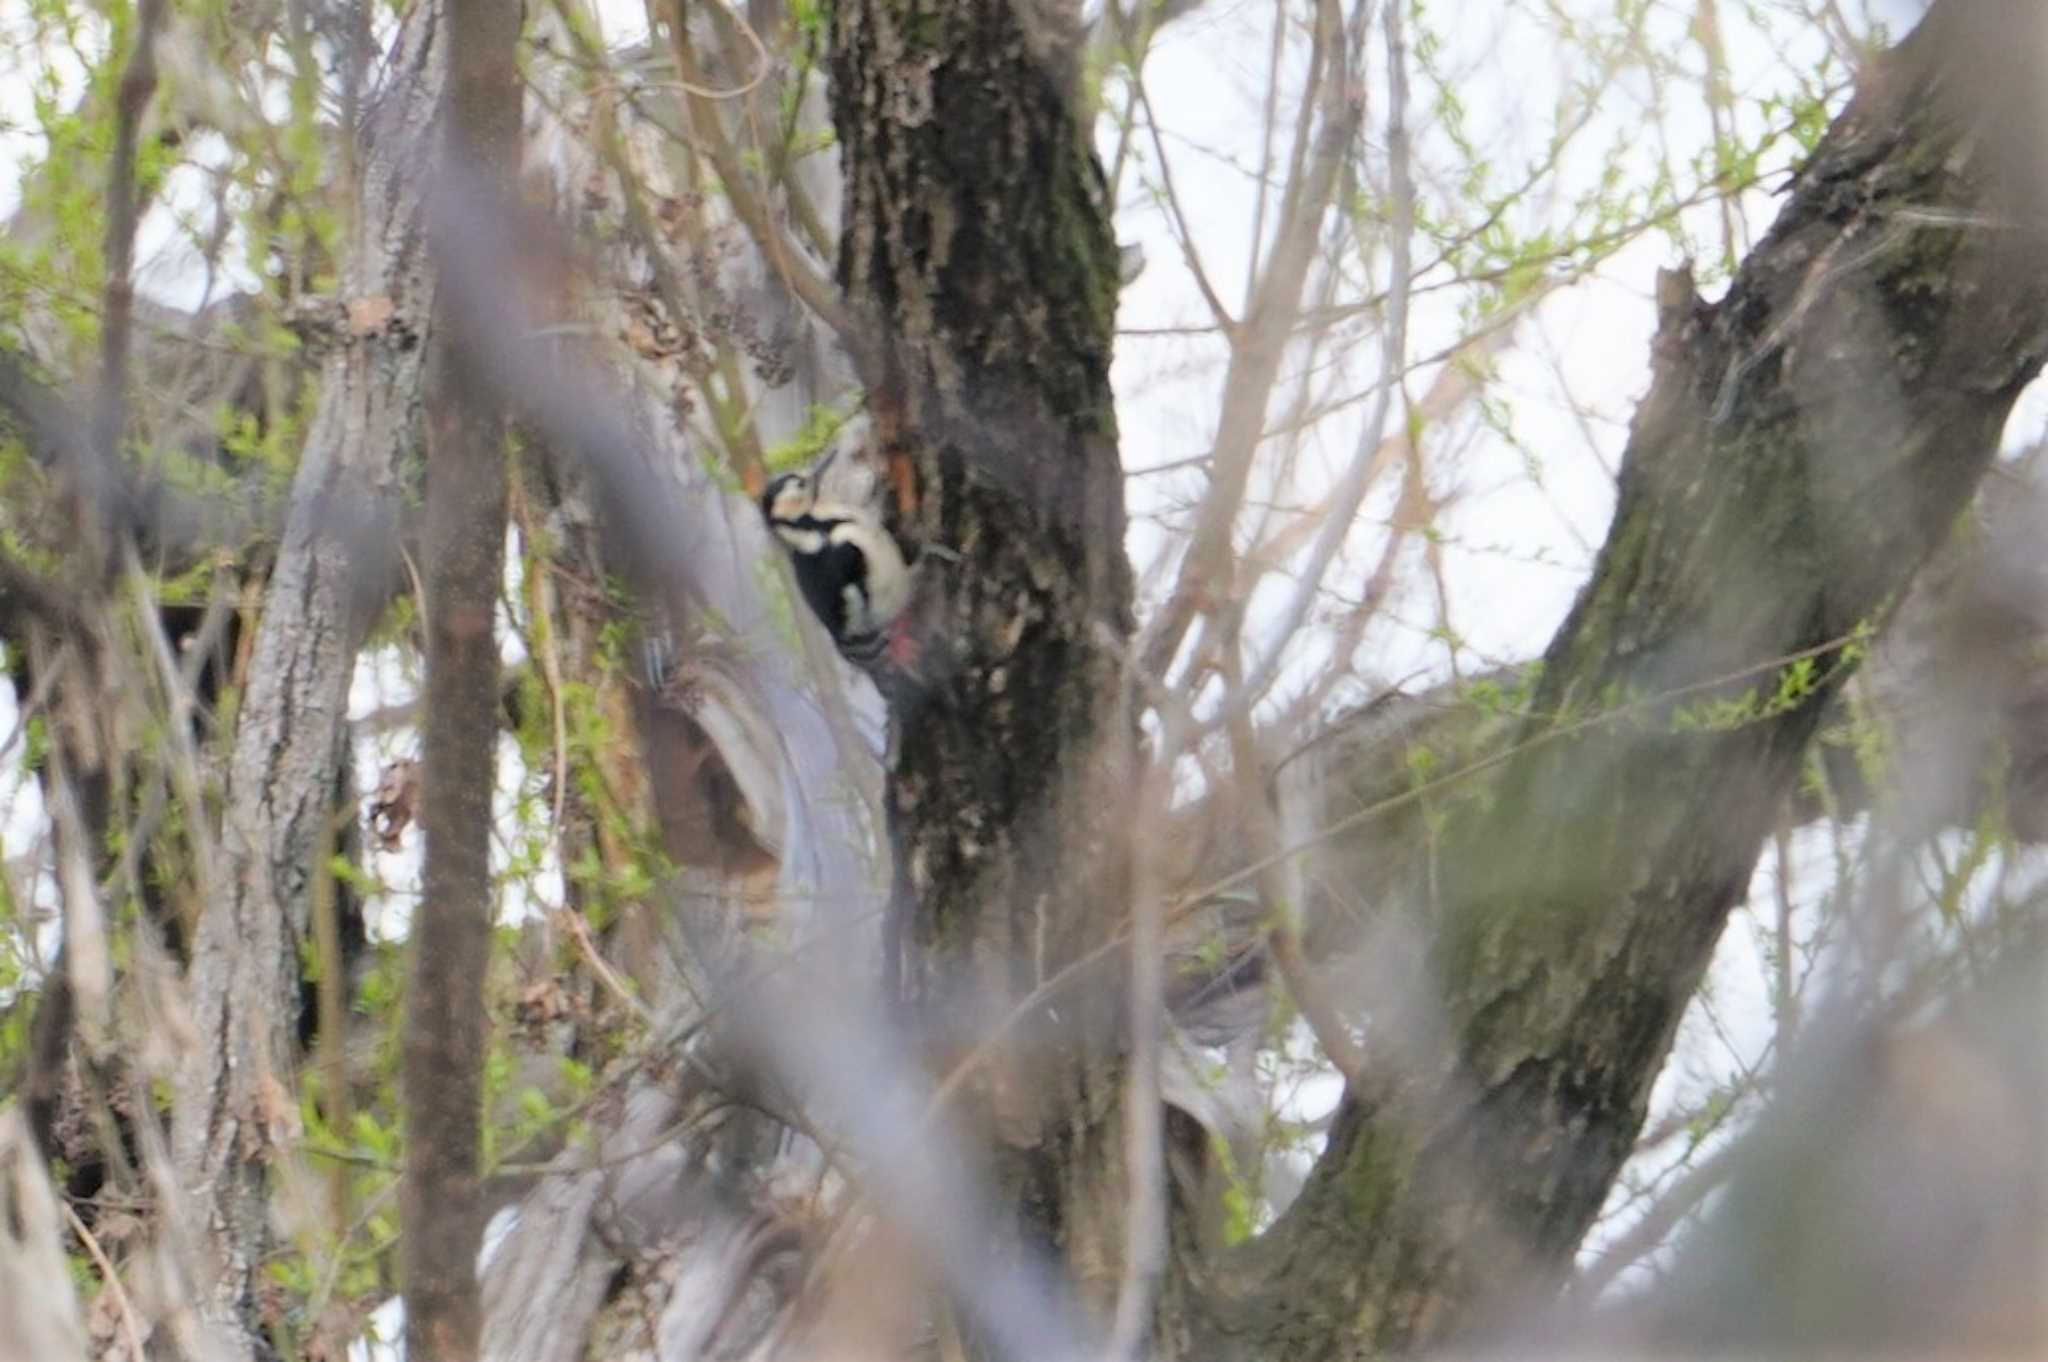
[
  {"xmin": 1206, "ymin": 5, "xmax": 2048, "ymax": 1356},
  {"xmin": 172, "ymin": 8, "xmax": 439, "ymax": 1352},
  {"xmin": 830, "ymin": 0, "xmax": 1137, "ymax": 1327}
]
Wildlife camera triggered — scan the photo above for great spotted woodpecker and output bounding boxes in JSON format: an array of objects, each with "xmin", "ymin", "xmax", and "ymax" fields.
[{"xmin": 760, "ymin": 453, "xmax": 916, "ymax": 666}]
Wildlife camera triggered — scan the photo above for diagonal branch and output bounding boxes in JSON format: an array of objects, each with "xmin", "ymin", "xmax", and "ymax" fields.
[
  {"xmin": 667, "ymin": 2, "xmax": 853, "ymax": 343},
  {"xmin": 1208, "ymin": 5, "xmax": 2048, "ymax": 1355}
]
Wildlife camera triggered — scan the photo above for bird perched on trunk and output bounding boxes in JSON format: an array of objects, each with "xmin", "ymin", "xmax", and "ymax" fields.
[{"xmin": 760, "ymin": 449, "xmax": 922, "ymax": 671}]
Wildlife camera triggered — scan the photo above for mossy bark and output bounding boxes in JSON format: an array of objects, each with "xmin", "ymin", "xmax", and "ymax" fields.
[{"xmin": 1204, "ymin": 7, "xmax": 2048, "ymax": 1357}]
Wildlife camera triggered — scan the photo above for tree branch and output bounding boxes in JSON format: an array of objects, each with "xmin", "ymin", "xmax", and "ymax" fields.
[
  {"xmin": 1214, "ymin": 5, "xmax": 2048, "ymax": 1354},
  {"xmin": 85, "ymin": 0, "xmax": 166, "ymax": 555}
]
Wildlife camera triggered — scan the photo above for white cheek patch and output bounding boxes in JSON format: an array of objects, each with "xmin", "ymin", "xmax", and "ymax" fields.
[
  {"xmin": 769, "ymin": 480, "xmax": 812, "ymax": 522},
  {"xmin": 776, "ymin": 525, "xmax": 827, "ymax": 555}
]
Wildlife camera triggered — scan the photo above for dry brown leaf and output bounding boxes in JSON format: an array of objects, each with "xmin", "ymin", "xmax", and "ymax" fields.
[{"xmin": 514, "ymin": 977, "xmax": 574, "ymax": 1033}]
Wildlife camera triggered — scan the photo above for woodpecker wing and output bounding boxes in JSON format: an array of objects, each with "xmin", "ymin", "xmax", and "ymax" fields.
[{"xmin": 793, "ymin": 533, "xmax": 875, "ymax": 643}]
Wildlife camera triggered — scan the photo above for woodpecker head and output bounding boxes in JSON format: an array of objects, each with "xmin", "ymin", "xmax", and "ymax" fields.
[
  {"xmin": 761, "ymin": 448, "xmax": 838, "ymax": 528},
  {"xmin": 761, "ymin": 471, "xmax": 815, "ymax": 528}
]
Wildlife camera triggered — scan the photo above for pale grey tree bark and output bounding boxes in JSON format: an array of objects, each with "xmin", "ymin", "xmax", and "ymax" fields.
[{"xmin": 172, "ymin": 10, "xmax": 440, "ymax": 1352}]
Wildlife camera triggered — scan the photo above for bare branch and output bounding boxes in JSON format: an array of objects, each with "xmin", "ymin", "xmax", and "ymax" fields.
[
  {"xmin": 667, "ymin": 5, "xmax": 854, "ymax": 343},
  {"xmin": 1212, "ymin": 0, "xmax": 1418, "ymax": 729},
  {"xmin": 59, "ymin": 1200, "xmax": 148, "ymax": 1362},
  {"xmin": 1135, "ymin": 0, "xmax": 1365, "ymax": 682},
  {"xmin": 1225, "ymin": 6, "xmax": 2048, "ymax": 1351},
  {"xmin": 1131, "ymin": 72, "xmax": 1235, "ymax": 334}
]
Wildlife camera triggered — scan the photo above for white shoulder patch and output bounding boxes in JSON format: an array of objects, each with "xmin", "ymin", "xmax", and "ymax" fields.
[{"xmin": 775, "ymin": 524, "xmax": 828, "ymax": 555}]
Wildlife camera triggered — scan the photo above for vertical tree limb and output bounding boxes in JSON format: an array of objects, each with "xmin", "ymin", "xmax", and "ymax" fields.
[
  {"xmin": 85, "ymin": 0, "xmax": 166, "ymax": 551},
  {"xmin": 830, "ymin": 0, "xmax": 1137, "ymax": 1341},
  {"xmin": 401, "ymin": 0, "xmax": 523, "ymax": 1355},
  {"xmin": 172, "ymin": 9, "xmax": 442, "ymax": 1354}
]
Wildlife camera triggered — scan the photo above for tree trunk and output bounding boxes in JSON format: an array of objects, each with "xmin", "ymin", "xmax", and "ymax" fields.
[
  {"xmin": 1204, "ymin": 5, "xmax": 2048, "ymax": 1356},
  {"xmin": 830, "ymin": 0, "xmax": 1137, "ymax": 1333},
  {"xmin": 401, "ymin": 0, "xmax": 521, "ymax": 1355},
  {"xmin": 172, "ymin": 9, "xmax": 440, "ymax": 1352}
]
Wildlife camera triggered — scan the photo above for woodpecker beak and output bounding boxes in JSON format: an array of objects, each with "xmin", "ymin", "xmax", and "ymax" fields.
[{"xmin": 813, "ymin": 447, "xmax": 840, "ymax": 481}]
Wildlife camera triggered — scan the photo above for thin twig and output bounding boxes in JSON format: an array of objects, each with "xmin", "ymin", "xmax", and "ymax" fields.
[
  {"xmin": 561, "ymin": 907, "xmax": 657, "ymax": 1024},
  {"xmin": 1134, "ymin": 0, "xmax": 1362, "ymax": 683},
  {"xmin": 125, "ymin": 553, "xmax": 225, "ymax": 910},
  {"xmin": 668, "ymin": 0, "xmax": 771, "ymax": 98},
  {"xmin": 47, "ymin": 748, "xmax": 112, "ymax": 1060},
  {"xmin": 61, "ymin": 1201, "xmax": 149, "ymax": 1362},
  {"xmin": 400, "ymin": 541, "xmax": 429, "ymax": 642},
  {"xmin": 1209, "ymin": 0, "xmax": 1416, "ymax": 728},
  {"xmin": 513, "ymin": 488, "xmax": 574, "ymax": 838},
  {"xmin": 1571, "ymin": 1141, "xmax": 1739, "ymax": 1299},
  {"xmin": 0, "ymin": 623, "xmax": 64, "ymax": 766},
  {"xmin": 663, "ymin": 6, "xmax": 853, "ymax": 341},
  {"xmin": 1244, "ymin": 2, "xmax": 1288, "ymax": 316},
  {"xmin": 1771, "ymin": 822, "xmax": 1801, "ymax": 1065},
  {"xmin": 1106, "ymin": 709, "xmax": 1180, "ymax": 1359},
  {"xmin": 1132, "ymin": 72, "xmax": 1235, "ymax": 334},
  {"xmin": 1220, "ymin": 643, "xmax": 1367, "ymax": 1089}
]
